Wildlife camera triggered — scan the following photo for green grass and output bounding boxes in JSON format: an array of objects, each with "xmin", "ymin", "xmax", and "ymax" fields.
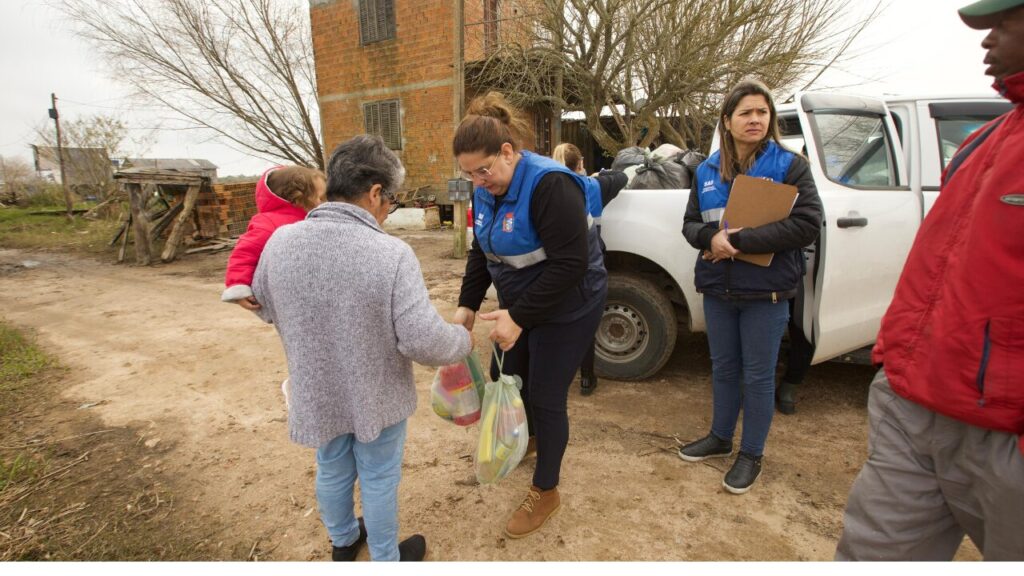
[
  {"xmin": 0, "ymin": 205, "xmax": 121, "ymax": 254},
  {"xmin": 0, "ymin": 322, "xmax": 54, "ymax": 393},
  {"xmin": 0, "ymin": 453, "xmax": 41, "ymax": 493},
  {"xmin": 0, "ymin": 322, "xmax": 53, "ymax": 491}
]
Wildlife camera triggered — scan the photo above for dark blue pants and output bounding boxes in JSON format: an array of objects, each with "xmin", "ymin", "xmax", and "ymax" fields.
[
  {"xmin": 703, "ymin": 294, "xmax": 790, "ymax": 456},
  {"xmin": 490, "ymin": 300, "xmax": 605, "ymax": 490}
]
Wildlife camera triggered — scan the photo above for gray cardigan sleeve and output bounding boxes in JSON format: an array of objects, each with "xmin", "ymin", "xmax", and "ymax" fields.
[{"xmin": 391, "ymin": 246, "xmax": 472, "ymax": 366}]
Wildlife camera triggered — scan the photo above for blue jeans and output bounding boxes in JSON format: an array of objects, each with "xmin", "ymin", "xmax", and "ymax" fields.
[
  {"xmin": 316, "ymin": 419, "xmax": 407, "ymax": 561},
  {"xmin": 703, "ymin": 295, "xmax": 790, "ymax": 456}
]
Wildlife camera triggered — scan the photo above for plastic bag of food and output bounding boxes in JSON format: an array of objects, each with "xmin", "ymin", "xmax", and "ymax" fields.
[
  {"xmin": 431, "ymin": 354, "xmax": 487, "ymax": 426},
  {"xmin": 475, "ymin": 350, "xmax": 529, "ymax": 484}
]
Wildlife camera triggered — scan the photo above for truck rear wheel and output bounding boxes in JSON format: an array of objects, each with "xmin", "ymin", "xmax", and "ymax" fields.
[{"xmin": 595, "ymin": 273, "xmax": 677, "ymax": 380}]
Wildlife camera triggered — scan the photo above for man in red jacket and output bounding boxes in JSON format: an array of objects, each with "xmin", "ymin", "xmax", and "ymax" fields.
[{"xmin": 836, "ymin": 0, "xmax": 1024, "ymax": 561}]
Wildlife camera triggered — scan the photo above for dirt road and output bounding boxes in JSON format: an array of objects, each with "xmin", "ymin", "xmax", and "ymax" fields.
[{"xmin": 0, "ymin": 230, "xmax": 978, "ymax": 560}]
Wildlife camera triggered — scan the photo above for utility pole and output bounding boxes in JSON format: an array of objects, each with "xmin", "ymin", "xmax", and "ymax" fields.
[
  {"xmin": 50, "ymin": 93, "xmax": 74, "ymax": 219},
  {"xmin": 451, "ymin": 0, "xmax": 468, "ymax": 258}
]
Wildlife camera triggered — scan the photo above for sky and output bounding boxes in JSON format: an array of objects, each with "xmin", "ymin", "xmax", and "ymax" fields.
[{"xmin": 0, "ymin": 0, "xmax": 997, "ymax": 177}]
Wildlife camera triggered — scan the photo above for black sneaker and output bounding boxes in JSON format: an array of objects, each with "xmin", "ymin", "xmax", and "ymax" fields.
[
  {"xmin": 723, "ymin": 452, "xmax": 763, "ymax": 494},
  {"xmin": 678, "ymin": 433, "xmax": 733, "ymax": 462},
  {"xmin": 398, "ymin": 534, "xmax": 427, "ymax": 561},
  {"xmin": 580, "ymin": 374, "xmax": 598, "ymax": 396},
  {"xmin": 331, "ymin": 517, "xmax": 367, "ymax": 561}
]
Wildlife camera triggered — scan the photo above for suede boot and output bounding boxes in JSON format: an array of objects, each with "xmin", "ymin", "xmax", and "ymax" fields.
[{"xmin": 504, "ymin": 486, "xmax": 561, "ymax": 539}]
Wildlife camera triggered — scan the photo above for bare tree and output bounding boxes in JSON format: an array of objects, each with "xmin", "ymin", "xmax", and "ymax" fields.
[
  {"xmin": 35, "ymin": 113, "xmax": 152, "ymax": 160},
  {"xmin": 34, "ymin": 113, "xmax": 152, "ymax": 198},
  {"xmin": 469, "ymin": 0, "xmax": 883, "ymax": 154},
  {"xmin": 58, "ymin": 0, "xmax": 324, "ymax": 170},
  {"xmin": 1, "ymin": 157, "xmax": 38, "ymax": 205}
]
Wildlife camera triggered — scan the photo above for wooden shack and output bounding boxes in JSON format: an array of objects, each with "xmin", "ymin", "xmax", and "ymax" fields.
[{"xmin": 113, "ymin": 168, "xmax": 211, "ymax": 265}]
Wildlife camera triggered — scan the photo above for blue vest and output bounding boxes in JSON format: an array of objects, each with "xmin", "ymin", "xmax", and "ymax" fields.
[
  {"xmin": 584, "ymin": 176, "xmax": 602, "ymax": 220},
  {"xmin": 691, "ymin": 141, "xmax": 804, "ymax": 297},
  {"xmin": 473, "ymin": 150, "xmax": 608, "ymax": 322},
  {"xmin": 694, "ymin": 142, "xmax": 794, "ymax": 225}
]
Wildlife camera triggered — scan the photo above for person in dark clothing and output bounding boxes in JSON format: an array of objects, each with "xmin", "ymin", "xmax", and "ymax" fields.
[
  {"xmin": 452, "ymin": 93, "xmax": 609, "ymax": 539},
  {"xmin": 552, "ymin": 142, "xmax": 628, "ymax": 396},
  {"xmin": 678, "ymin": 78, "xmax": 823, "ymax": 494},
  {"xmin": 777, "ymin": 281, "xmax": 815, "ymax": 415}
]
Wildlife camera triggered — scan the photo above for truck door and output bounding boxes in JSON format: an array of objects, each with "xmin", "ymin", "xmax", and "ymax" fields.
[{"xmin": 795, "ymin": 93, "xmax": 918, "ymax": 363}]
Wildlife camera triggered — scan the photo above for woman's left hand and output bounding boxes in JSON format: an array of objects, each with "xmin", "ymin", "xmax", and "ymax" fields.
[
  {"xmin": 706, "ymin": 227, "xmax": 744, "ymax": 263},
  {"xmin": 477, "ymin": 309, "xmax": 523, "ymax": 351}
]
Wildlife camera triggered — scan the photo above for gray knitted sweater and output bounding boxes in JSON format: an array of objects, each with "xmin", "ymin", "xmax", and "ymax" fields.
[{"xmin": 252, "ymin": 202, "xmax": 472, "ymax": 447}]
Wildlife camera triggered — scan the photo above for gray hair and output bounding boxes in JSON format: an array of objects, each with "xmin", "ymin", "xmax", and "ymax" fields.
[{"xmin": 325, "ymin": 135, "xmax": 406, "ymax": 202}]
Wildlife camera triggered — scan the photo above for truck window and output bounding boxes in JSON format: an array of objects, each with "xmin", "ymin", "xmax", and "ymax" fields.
[
  {"xmin": 936, "ymin": 118, "xmax": 990, "ymax": 169},
  {"xmin": 812, "ymin": 113, "xmax": 897, "ymax": 188},
  {"xmin": 778, "ymin": 114, "xmax": 806, "ymax": 155},
  {"xmin": 928, "ymin": 101, "xmax": 1012, "ymax": 173}
]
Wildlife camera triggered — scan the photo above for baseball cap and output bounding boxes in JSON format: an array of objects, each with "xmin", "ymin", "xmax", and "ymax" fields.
[{"xmin": 960, "ymin": 0, "xmax": 1024, "ymax": 28}]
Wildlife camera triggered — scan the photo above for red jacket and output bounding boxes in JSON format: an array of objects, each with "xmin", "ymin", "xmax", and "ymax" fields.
[
  {"xmin": 221, "ymin": 167, "xmax": 308, "ymax": 301},
  {"xmin": 873, "ymin": 71, "xmax": 1024, "ymax": 454}
]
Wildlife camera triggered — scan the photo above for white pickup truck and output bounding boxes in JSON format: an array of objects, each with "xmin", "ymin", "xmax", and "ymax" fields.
[{"xmin": 596, "ymin": 92, "xmax": 1012, "ymax": 380}]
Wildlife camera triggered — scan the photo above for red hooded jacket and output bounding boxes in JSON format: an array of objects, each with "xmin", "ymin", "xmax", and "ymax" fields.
[
  {"xmin": 221, "ymin": 167, "xmax": 309, "ymax": 301},
  {"xmin": 873, "ymin": 71, "xmax": 1024, "ymax": 454}
]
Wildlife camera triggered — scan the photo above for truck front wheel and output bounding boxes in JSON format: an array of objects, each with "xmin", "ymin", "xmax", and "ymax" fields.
[{"xmin": 595, "ymin": 273, "xmax": 678, "ymax": 380}]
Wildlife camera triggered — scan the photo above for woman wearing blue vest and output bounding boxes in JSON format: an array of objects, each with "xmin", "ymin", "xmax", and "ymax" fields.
[
  {"xmin": 452, "ymin": 93, "xmax": 608, "ymax": 538},
  {"xmin": 678, "ymin": 79, "xmax": 822, "ymax": 494},
  {"xmin": 552, "ymin": 142, "xmax": 628, "ymax": 396}
]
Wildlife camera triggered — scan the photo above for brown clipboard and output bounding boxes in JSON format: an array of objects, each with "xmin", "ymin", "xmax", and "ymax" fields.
[{"xmin": 720, "ymin": 174, "xmax": 799, "ymax": 267}]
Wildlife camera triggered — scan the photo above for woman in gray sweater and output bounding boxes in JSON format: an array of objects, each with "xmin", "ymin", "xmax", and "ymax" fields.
[{"xmin": 252, "ymin": 135, "xmax": 472, "ymax": 562}]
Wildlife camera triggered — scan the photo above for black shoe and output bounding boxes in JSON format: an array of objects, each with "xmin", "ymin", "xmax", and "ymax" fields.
[
  {"xmin": 580, "ymin": 374, "xmax": 598, "ymax": 396},
  {"xmin": 677, "ymin": 433, "xmax": 733, "ymax": 462},
  {"xmin": 776, "ymin": 381, "xmax": 796, "ymax": 415},
  {"xmin": 723, "ymin": 452, "xmax": 763, "ymax": 494},
  {"xmin": 398, "ymin": 534, "xmax": 426, "ymax": 561},
  {"xmin": 331, "ymin": 517, "xmax": 367, "ymax": 561}
]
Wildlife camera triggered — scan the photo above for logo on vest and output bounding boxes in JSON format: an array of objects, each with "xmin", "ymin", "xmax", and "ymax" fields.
[
  {"xmin": 701, "ymin": 180, "xmax": 716, "ymax": 194},
  {"xmin": 475, "ymin": 214, "xmax": 484, "ymax": 227},
  {"xmin": 502, "ymin": 212, "xmax": 514, "ymax": 233}
]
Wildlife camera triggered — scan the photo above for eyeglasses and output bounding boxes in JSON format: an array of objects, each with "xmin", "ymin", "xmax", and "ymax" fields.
[
  {"xmin": 459, "ymin": 154, "xmax": 500, "ymax": 182},
  {"xmin": 382, "ymin": 189, "xmax": 401, "ymax": 214}
]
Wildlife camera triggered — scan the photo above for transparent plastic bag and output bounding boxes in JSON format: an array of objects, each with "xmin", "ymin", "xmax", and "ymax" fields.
[
  {"xmin": 475, "ymin": 349, "xmax": 529, "ymax": 484},
  {"xmin": 431, "ymin": 354, "xmax": 487, "ymax": 426}
]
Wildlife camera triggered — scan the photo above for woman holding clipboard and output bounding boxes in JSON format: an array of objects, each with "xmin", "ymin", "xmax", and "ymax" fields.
[{"xmin": 679, "ymin": 78, "xmax": 823, "ymax": 494}]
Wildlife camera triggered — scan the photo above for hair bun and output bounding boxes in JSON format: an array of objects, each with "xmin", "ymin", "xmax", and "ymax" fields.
[{"xmin": 467, "ymin": 91, "xmax": 514, "ymax": 126}]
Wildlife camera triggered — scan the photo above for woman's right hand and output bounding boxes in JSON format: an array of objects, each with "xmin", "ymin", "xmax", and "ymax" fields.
[{"xmin": 453, "ymin": 306, "xmax": 476, "ymax": 332}]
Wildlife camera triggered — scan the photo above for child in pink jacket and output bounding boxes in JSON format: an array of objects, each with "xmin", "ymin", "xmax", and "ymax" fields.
[{"xmin": 221, "ymin": 165, "xmax": 326, "ymax": 309}]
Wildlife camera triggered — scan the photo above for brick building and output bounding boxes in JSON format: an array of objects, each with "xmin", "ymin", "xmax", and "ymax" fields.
[{"xmin": 309, "ymin": 0, "xmax": 550, "ymax": 208}]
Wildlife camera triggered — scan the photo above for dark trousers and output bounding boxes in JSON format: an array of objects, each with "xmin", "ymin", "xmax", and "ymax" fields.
[
  {"xmin": 489, "ymin": 301, "xmax": 605, "ymax": 490},
  {"xmin": 781, "ymin": 298, "xmax": 814, "ymax": 385},
  {"xmin": 580, "ymin": 338, "xmax": 596, "ymax": 378}
]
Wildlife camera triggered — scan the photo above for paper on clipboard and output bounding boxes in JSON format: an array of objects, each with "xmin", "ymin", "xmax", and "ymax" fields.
[{"xmin": 721, "ymin": 174, "xmax": 799, "ymax": 267}]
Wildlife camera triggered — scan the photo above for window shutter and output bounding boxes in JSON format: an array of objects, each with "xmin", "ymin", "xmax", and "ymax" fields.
[
  {"xmin": 358, "ymin": 0, "xmax": 369, "ymax": 44},
  {"xmin": 364, "ymin": 100, "xmax": 402, "ymax": 150},
  {"xmin": 358, "ymin": 0, "xmax": 394, "ymax": 45},
  {"xmin": 384, "ymin": 0, "xmax": 395, "ymax": 39}
]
